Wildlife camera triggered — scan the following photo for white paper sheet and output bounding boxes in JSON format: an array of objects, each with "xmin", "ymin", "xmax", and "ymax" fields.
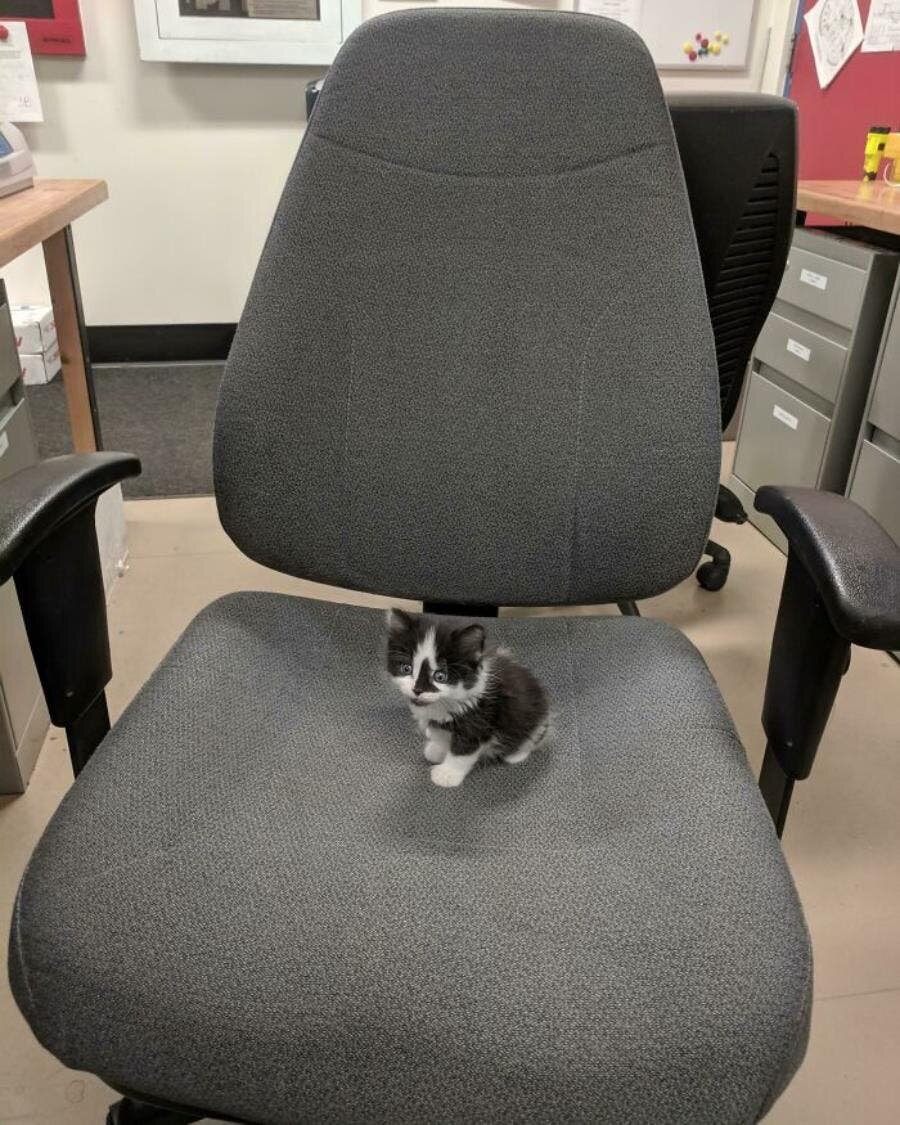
[
  {"xmin": 574, "ymin": 0, "xmax": 643, "ymax": 32},
  {"xmin": 0, "ymin": 22, "xmax": 43, "ymax": 123},
  {"xmin": 804, "ymin": 0, "xmax": 864, "ymax": 88},
  {"xmin": 862, "ymin": 0, "xmax": 900, "ymax": 51}
]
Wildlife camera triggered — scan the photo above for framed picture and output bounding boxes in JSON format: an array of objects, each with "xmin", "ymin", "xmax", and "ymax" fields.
[
  {"xmin": 0, "ymin": 0, "xmax": 85, "ymax": 56},
  {"xmin": 133, "ymin": 0, "xmax": 362, "ymax": 65}
]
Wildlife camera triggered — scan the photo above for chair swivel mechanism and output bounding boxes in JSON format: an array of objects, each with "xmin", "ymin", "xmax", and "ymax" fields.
[
  {"xmin": 3, "ymin": 12, "xmax": 900, "ymax": 1125},
  {"xmin": 669, "ymin": 94, "xmax": 797, "ymax": 591}
]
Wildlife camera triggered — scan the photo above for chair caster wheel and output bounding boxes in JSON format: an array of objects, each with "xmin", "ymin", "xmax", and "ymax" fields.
[{"xmin": 697, "ymin": 559, "xmax": 729, "ymax": 591}]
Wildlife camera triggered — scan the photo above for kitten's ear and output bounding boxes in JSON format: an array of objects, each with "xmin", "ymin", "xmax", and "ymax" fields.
[
  {"xmin": 453, "ymin": 623, "xmax": 485, "ymax": 663},
  {"xmin": 386, "ymin": 608, "xmax": 417, "ymax": 635}
]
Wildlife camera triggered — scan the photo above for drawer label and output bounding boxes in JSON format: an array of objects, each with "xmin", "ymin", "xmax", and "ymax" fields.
[
  {"xmin": 0, "ymin": 432, "xmax": 8, "ymax": 458},
  {"xmin": 786, "ymin": 337, "xmax": 811, "ymax": 362},
  {"xmin": 773, "ymin": 404, "xmax": 799, "ymax": 430},
  {"xmin": 800, "ymin": 267, "xmax": 828, "ymax": 291}
]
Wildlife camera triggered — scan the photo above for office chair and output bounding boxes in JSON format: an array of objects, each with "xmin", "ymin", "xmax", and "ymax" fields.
[
  {"xmin": 668, "ymin": 95, "xmax": 797, "ymax": 591},
  {"xmin": 3, "ymin": 11, "xmax": 899, "ymax": 1124}
]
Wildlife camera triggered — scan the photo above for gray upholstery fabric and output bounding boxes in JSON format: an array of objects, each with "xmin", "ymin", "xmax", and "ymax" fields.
[
  {"xmin": 214, "ymin": 10, "xmax": 721, "ymax": 605},
  {"xmin": 11, "ymin": 595, "xmax": 810, "ymax": 1124}
]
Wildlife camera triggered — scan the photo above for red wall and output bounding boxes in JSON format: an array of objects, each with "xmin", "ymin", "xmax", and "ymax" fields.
[{"xmin": 790, "ymin": 0, "xmax": 900, "ymax": 181}]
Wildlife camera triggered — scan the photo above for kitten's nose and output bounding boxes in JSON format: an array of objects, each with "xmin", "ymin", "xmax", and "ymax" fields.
[{"xmin": 412, "ymin": 684, "xmax": 426, "ymax": 696}]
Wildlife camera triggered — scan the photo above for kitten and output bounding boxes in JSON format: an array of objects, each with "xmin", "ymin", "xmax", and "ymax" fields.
[{"xmin": 386, "ymin": 609, "xmax": 549, "ymax": 788}]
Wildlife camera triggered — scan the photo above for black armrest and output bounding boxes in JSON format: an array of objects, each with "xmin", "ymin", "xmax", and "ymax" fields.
[
  {"xmin": 755, "ymin": 485, "xmax": 900, "ymax": 650},
  {"xmin": 0, "ymin": 452, "xmax": 140, "ymax": 774},
  {"xmin": 0, "ymin": 453, "xmax": 141, "ymax": 584},
  {"xmin": 754, "ymin": 485, "xmax": 900, "ymax": 833}
]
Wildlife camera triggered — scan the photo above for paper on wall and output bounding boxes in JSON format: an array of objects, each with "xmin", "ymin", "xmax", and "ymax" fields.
[
  {"xmin": 0, "ymin": 22, "xmax": 42, "ymax": 123},
  {"xmin": 574, "ymin": 0, "xmax": 643, "ymax": 32},
  {"xmin": 804, "ymin": 0, "xmax": 864, "ymax": 88},
  {"xmin": 862, "ymin": 0, "xmax": 900, "ymax": 51}
]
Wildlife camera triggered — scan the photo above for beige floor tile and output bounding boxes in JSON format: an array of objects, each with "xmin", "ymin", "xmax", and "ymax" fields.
[
  {"xmin": 125, "ymin": 495, "xmax": 233, "ymax": 558},
  {"xmin": 2, "ymin": 456, "xmax": 899, "ymax": 1122},
  {"xmin": 766, "ymin": 989, "xmax": 900, "ymax": 1124}
]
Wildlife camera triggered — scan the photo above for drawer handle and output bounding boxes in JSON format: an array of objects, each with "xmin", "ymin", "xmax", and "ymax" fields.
[
  {"xmin": 799, "ymin": 267, "xmax": 828, "ymax": 291},
  {"xmin": 786, "ymin": 338, "xmax": 811, "ymax": 362},
  {"xmin": 773, "ymin": 404, "xmax": 799, "ymax": 430}
]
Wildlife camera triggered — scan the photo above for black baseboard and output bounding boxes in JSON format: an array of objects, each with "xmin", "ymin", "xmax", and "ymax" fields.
[{"xmin": 87, "ymin": 324, "xmax": 237, "ymax": 365}]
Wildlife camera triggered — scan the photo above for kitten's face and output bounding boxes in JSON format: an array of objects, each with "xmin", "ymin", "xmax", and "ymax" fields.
[{"xmin": 386, "ymin": 610, "xmax": 485, "ymax": 708}]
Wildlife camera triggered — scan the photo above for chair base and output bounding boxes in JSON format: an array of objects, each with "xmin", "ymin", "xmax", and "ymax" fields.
[
  {"xmin": 106, "ymin": 1097, "xmax": 201, "ymax": 1125},
  {"xmin": 697, "ymin": 539, "xmax": 732, "ymax": 591}
]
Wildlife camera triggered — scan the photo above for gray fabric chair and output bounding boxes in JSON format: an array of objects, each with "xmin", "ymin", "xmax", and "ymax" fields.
[{"xmin": 6, "ymin": 9, "xmax": 856, "ymax": 1123}]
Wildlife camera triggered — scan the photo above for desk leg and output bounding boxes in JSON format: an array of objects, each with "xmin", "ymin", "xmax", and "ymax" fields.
[{"xmin": 42, "ymin": 225, "xmax": 101, "ymax": 453}]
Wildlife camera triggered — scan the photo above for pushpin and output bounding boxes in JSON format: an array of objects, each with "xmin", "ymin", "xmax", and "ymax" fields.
[
  {"xmin": 0, "ymin": 26, "xmax": 9, "ymax": 41},
  {"xmin": 714, "ymin": 30, "xmax": 722, "ymax": 41},
  {"xmin": 722, "ymin": 32, "xmax": 730, "ymax": 44},
  {"xmin": 710, "ymin": 42, "xmax": 721, "ymax": 55},
  {"xmin": 695, "ymin": 32, "xmax": 703, "ymax": 42},
  {"xmin": 699, "ymin": 46, "xmax": 708, "ymax": 56},
  {"xmin": 688, "ymin": 49, "xmax": 698, "ymax": 61},
  {"xmin": 683, "ymin": 40, "xmax": 694, "ymax": 55},
  {"xmin": 700, "ymin": 37, "xmax": 709, "ymax": 48}
]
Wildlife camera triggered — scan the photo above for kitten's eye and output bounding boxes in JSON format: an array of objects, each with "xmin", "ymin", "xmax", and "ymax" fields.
[
  {"xmin": 398, "ymin": 663, "xmax": 412, "ymax": 676},
  {"xmin": 433, "ymin": 670, "xmax": 449, "ymax": 684}
]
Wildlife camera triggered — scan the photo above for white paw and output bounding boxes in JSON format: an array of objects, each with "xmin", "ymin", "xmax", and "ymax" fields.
[
  {"xmin": 504, "ymin": 746, "xmax": 531, "ymax": 764},
  {"xmin": 423, "ymin": 740, "xmax": 447, "ymax": 764},
  {"xmin": 431, "ymin": 762, "xmax": 465, "ymax": 788}
]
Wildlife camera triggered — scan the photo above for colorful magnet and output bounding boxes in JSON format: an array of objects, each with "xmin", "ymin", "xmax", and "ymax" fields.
[
  {"xmin": 701, "ymin": 37, "xmax": 709, "ymax": 47},
  {"xmin": 714, "ymin": 30, "xmax": 722, "ymax": 41},
  {"xmin": 695, "ymin": 32, "xmax": 702, "ymax": 41},
  {"xmin": 710, "ymin": 42, "xmax": 721, "ymax": 55},
  {"xmin": 688, "ymin": 49, "xmax": 698, "ymax": 61},
  {"xmin": 683, "ymin": 40, "xmax": 694, "ymax": 54},
  {"xmin": 722, "ymin": 32, "xmax": 730, "ymax": 44}
]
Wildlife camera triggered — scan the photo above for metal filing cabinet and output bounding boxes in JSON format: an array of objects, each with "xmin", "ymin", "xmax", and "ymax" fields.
[
  {"xmin": 0, "ymin": 282, "xmax": 49, "ymax": 793},
  {"xmin": 731, "ymin": 228, "xmax": 899, "ymax": 552},
  {"xmin": 847, "ymin": 273, "xmax": 900, "ymax": 549}
]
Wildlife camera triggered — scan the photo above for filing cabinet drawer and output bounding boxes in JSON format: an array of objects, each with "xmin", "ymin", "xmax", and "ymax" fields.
[
  {"xmin": 0, "ymin": 398, "xmax": 38, "ymax": 480},
  {"xmin": 755, "ymin": 313, "xmax": 847, "ymax": 403},
  {"xmin": 779, "ymin": 246, "xmax": 866, "ymax": 330},
  {"xmin": 0, "ymin": 301, "xmax": 20, "ymax": 399},
  {"xmin": 849, "ymin": 440, "xmax": 900, "ymax": 545},
  {"xmin": 870, "ymin": 310, "xmax": 900, "ymax": 441},
  {"xmin": 734, "ymin": 371, "xmax": 828, "ymax": 492}
]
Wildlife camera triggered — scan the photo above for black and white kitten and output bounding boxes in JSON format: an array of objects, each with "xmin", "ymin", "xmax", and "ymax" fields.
[{"xmin": 386, "ymin": 609, "xmax": 549, "ymax": 788}]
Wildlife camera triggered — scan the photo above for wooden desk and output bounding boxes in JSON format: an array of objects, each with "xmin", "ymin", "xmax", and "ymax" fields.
[
  {"xmin": 0, "ymin": 179, "xmax": 108, "ymax": 452},
  {"xmin": 798, "ymin": 179, "xmax": 900, "ymax": 238}
]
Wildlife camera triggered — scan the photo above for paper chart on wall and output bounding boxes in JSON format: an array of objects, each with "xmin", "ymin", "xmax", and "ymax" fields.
[
  {"xmin": 0, "ymin": 22, "xmax": 43, "ymax": 123},
  {"xmin": 573, "ymin": 0, "xmax": 643, "ymax": 32},
  {"xmin": 804, "ymin": 0, "xmax": 864, "ymax": 88},
  {"xmin": 862, "ymin": 0, "xmax": 900, "ymax": 51}
]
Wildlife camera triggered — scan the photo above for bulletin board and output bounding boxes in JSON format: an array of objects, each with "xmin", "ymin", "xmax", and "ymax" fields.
[
  {"xmin": 790, "ymin": 0, "xmax": 900, "ymax": 183},
  {"xmin": 0, "ymin": 0, "xmax": 85, "ymax": 56},
  {"xmin": 638, "ymin": 0, "xmax": 757, "ymax": 68},
  {"xmin": 578, "ymin": 0, "xmax": 757, "ymax": 69}
]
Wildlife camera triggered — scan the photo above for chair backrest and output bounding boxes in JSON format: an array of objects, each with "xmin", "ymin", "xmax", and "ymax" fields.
[
  {"xmin": 668, "ymin": 94, "xmax": 797, "ymax": 430},
  {"xmin": 214, "ymin": 9, "xmax": 720, "ymax": 607}
]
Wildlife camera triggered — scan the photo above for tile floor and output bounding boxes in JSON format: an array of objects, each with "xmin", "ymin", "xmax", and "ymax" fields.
[{"xmin": 2, "ymin": 453, "xmax": 899, "ymax": 1123}]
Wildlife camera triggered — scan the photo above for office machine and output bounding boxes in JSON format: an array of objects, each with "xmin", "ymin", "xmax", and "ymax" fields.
[
  {"xmin": 0, "ymin": 122, "xmax": 34, "ymax": 199},
  {"xmin": 863, "ymin": 126, "xmax": 900, "ymax": 184}
]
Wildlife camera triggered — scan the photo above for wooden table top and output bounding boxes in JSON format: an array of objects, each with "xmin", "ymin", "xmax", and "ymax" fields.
[
  {"xmin": 0, "ymin": 178, "xmax": 108, "ymax": 268},
  {"xmin": 798, "ymin": 179, "xmax": 900, "ymax": 237}
]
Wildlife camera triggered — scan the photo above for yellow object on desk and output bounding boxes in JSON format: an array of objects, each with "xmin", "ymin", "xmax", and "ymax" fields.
[{"xmin": 863, "ymin": 126, "xmax": 900, "ymax": 184}]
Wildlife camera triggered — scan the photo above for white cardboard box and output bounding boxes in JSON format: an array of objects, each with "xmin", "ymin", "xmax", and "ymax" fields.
[
  {"xmin": 20, "ymin": 342, "xmax": 61, "ymax": 385},
  {"xmin": 12, "ymin": 305, "xmax": 57, "ymax": 355}
]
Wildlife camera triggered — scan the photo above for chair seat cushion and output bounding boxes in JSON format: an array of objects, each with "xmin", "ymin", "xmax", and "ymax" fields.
[{"xmin": 9, "ymin": 595, "xmax": 811, "ymax": 1124}]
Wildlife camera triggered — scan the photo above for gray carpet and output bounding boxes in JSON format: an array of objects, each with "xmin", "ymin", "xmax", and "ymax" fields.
[{"xmin": 25, "ymin": 363, "xmax": 223, "ymax": 498}]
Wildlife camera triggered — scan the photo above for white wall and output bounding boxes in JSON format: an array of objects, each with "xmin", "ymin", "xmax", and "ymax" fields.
[{"xmin": 2, "ymin": 0, "xmax": 798, "ymax": 326}]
